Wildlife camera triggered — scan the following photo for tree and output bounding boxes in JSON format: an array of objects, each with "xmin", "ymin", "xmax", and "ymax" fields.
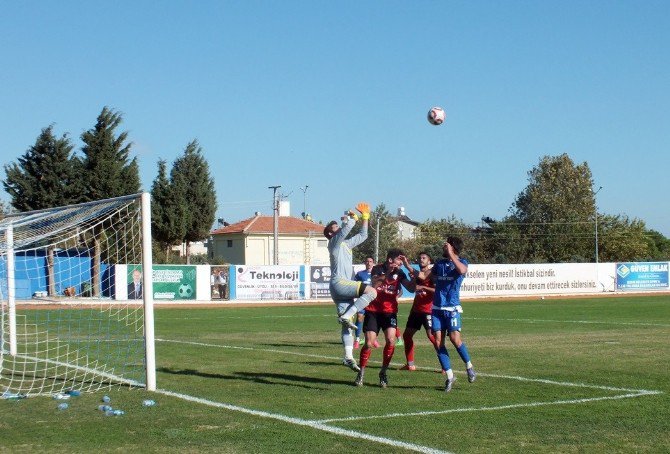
[
  {"xmin": 598, "ymin": 215, "xmax": 650, "ymax": 262},
  {"xmin": 644, "ymin": 229, "xmax": 670, "ymax": 260},
  {"xmin": 3, "ymin": 125, "xmax": 82, "ymax": 296},
  {"xmin": 509, "ymin": 154, "xmax": 595, "ymax": 262},
  {"xmin": 80, "ymin": 107, "xmax": 140, "ymax": 201},
  {"xmin": 170, "ymin": 140, "xmax": 216, "ymax": 264},
  {"xmin": 80, "ymin": 107, "xmax": 141, "ymax": 294},
  {"xmin": 352, "ymin": 203, "xmax": 399, "ymax": 264},
  {"xmin": 3, "ymin": 125, "xmax": 81, "ymax": 210},
  {"xmin": 151, "ymin": 159, "xmax": 187, "ymax": 262}
]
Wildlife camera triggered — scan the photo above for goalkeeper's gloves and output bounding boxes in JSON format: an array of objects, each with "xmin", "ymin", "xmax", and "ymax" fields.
[
  {"xmin": 356, "ymin": 202, "xmax": 371, "ymax": 220},
  {"xmin": 346, "ymin": 210, "xmax": 359, "ymax": 221}
]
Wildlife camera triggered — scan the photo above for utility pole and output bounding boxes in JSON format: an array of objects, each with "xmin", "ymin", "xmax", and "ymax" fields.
[
  {"xmin": 374, "ymin": 217, "xmax": 380, "ymax": 263},
  {"xmin": 593, "ymin": 186, "xmax": 603, "ymax": 264},
  {"xmin": 269, "ymin": 185, "xmax": 281, "ymax": 265}
]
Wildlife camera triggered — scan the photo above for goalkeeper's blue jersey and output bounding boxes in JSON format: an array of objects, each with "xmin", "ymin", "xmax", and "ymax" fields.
[{"xmin": 432, "ymin": 257, "xmax": 469, "ymax": 308}]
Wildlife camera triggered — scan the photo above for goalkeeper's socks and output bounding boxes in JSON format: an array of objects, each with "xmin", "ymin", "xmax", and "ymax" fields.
[{"xmin": 355, "ymin": 319, "xmax": 363, "ymax": 338}]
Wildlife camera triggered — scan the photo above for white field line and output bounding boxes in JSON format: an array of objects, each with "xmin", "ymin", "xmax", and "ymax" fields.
[
  {"xmin": 157, "ymin": 313, "xmax": 670, "ymax": 328},
  {"xmin": 155, "ymin": 338, "xmax": 663, "ymax": 394},
  {"xmin": 316, "ymin": 391, "xmax": 661, "ymax": 423},
  {"xmin": 470, "ymin": 317, "xmax": 670, "ymax": 328},
  {"xmin": 154, "ymin": 388, "xmax": 452, "ymax": 454}
]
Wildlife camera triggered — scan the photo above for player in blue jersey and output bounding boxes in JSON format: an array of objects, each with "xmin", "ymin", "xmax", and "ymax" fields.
[
  {"xmin": 353, "ymin": 256, "xmax": 375, "ymax": 349},
  {"xmin": 431, "ymin": 236, "xmax": 476, "ymax": 392}
]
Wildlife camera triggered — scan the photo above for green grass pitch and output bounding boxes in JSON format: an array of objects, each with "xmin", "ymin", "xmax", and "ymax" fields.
[{"xmin": 2, "ymin": 295, "xmax": 669, "ymax": 453}]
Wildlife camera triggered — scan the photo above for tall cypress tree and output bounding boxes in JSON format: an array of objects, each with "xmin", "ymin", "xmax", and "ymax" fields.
[
  {"xmin": 3, "ymin": 125, "xmax": 82, "ymax": 295},
  {"xmin": 170, "ymin": 140, "xmax": 216, "ymax": 264},
  {"xmin": 151, "ymin": 159, "xmax": 187, "ymax": 261},
  {"xmin": 3, "ymin": 125, "xmax": 81, "ymax": 210},
  {"xmin": 80, "ymin": 107, "xmax": 140, "ymax": 200},
  {"xmin": 80, "ymin": 107, "xmax": 141, "ymax": 294}
]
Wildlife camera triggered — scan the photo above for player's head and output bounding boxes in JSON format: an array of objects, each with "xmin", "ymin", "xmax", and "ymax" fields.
[
  {"xmin": 444, "ymin": 236, "xmax": 464, "ymax": 256},
  {"xmin": 323, "ymin": 220, "xmax": 339, "ymax": 239},
  {"xmin": 386, "ymin": 248, "xmax": 404, "ymax": 268},
  {"xmin": 418, "ymin": 251, "xmax": 432, "ymax": 267},
  {"xmin": 364, "ymin": 256, "xmax": 375, "ymax": 269}
]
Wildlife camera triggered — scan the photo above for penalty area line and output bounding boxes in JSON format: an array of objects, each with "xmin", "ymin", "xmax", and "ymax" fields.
[
  {"xmin": 316, "ymin": 390, "xmax": 662, "ymax": 423},
  {"xmin": 154, "ymin": 388, "xmax": 452, "ymax": 454}
]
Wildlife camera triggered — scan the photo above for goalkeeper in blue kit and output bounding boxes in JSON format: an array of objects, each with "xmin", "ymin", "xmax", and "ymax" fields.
[{"xmin": 323, "ymin": 202, "xmax": 377, "ymax": 371}]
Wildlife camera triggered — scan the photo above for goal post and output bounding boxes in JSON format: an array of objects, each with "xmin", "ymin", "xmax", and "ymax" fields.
[{"xmin": 0, "ymin": 193, "xmax": 155, "ymax": 396}]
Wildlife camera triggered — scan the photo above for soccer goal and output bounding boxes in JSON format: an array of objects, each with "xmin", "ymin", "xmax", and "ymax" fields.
[{"xmin": 0, "ymin": 193, "xmax": 155, "ymax": 397}]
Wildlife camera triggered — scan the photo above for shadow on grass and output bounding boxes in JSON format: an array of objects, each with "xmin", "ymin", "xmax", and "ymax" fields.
[{"xmin": 157, "ymin": 367, "xmax": 354, "ymax": 389}]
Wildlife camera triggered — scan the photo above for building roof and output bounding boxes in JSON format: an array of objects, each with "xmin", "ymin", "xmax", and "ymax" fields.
[
  {"xmin": 394, "ymin": 214, "xmax": 421, "ymax": 227},
  {"xmin": 212, "ymin": 215, "xmax": 325, "ymax": 236}
]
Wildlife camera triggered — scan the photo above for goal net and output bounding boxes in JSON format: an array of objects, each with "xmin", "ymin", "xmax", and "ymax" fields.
[{"xmin": 0, "ymin": 193, "xmax": 155, "ymax": 397}]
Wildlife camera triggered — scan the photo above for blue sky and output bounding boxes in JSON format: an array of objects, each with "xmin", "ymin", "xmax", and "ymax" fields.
[{"xmin": 1, "ymin": 1, "xmax": 669, "ymax": 236}]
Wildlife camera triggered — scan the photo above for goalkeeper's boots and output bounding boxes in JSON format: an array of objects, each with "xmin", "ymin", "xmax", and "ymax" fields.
[
  {"xmin": 379, "ymin": 370, "xmax": 389, "ymax": 388},
  {"xmin": 467, "ymin": 367, "xmax": 477, "ymax": 383},
  {"xmin": 343, "ymin": 357, "xmax": 360, "ymax": 372},
  {"xmin": 353, "ymin": 338, "xmax": 360, "ymax": 349},
  {"xmin": 445, "ymin": 376, "xmax": 456, "ymax": 393},
  {"xmin": 338, "ymin": 315, "xmax": 357, "ymax": 331},
  {"xmin": 354, "ymin": 369, "xmax": 365, "ymax": 387},
  {"xmin": 395, "ymin": 336, "xmax": 404, "ymax": 347}
]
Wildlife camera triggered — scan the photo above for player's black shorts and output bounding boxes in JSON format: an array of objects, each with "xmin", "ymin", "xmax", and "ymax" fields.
[
  {"xmin": 405, "ymin": 311, "xmax": 432, "ymax": 331},
  {"xmin": 363, "ymin": 312, "xmax": 397, "ymax": 334}
]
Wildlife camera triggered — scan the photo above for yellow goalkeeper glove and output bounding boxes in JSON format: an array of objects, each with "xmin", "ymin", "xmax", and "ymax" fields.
[{"xmin": 356, "ymin": 202, "xmax": 370, "ymax": 220}]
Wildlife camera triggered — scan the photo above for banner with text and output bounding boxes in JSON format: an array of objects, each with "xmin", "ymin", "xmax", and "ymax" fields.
[
  {"xmin": 152, "ymin": 265, "xmax": 197, "ymax": 300},
  {"xmin": 310, "ymin": 266, "xmax": 332, "ymax": 299},
  {"xmin": 235, "ymin": 265, "xmax": 303, "ymax": 300},
  {"xmin": 461, "ymin": 263, "xmax": 602, "ymax": 297},
  {"xmin": 615, "ymin": 262, "xmax": 669, "ymax": 290}
]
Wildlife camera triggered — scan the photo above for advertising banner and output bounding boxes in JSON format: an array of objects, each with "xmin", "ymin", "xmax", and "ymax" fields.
[
  {"xmin": 235, "ymin": 265, "xmax": 303, "ymax": 300},
  {"xmin": 460, "ymin": 263, "xmax": 601, "ymax": 297},
  {"xmin": 615, "ymin": 262, "xmax": 669, "ymax": 290},
  {"xmin": 310, "ymin": 265, "xmax": 331, "ymax": 299},
  {"xmin": 151, "ymin": 265, "xmax": 197, "ymax": 300}
]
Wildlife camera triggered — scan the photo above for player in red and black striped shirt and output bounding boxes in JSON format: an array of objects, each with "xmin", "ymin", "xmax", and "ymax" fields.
[
  {"xmin": 399, "ymin": 252, "xmax": 438, "ymax": 371},
  {"xmin": 354, "ymin": 248, "xmax": 413, "ymax": 388}
]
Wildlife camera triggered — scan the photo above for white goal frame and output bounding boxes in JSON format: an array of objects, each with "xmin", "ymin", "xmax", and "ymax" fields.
[{"xmin": 1, "ymin": 193, "xmax": 155, "ymax": 395}]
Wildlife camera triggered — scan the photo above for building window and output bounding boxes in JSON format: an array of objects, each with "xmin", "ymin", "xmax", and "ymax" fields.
[{"xmin": 227, "ymin": 240, "xmax": 233, "ymax": 247}]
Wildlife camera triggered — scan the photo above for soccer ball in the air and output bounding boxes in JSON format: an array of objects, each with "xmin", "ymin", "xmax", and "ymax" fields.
[
  {"xmin": 427, "ymin": 106, "xmax": 446, "ymax": 125},
  {"xmin": 178, "ymin": 284, "xmax": 194, "ymax": 299}
]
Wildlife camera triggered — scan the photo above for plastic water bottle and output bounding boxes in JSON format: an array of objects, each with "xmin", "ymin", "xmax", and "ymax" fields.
[
  {"xmin": 98, "ymin": 405, "xmax": 112, "ymax": 412},
  {"xmin": 58, "ymin": 402, "xmax": 69, "ymax": 410},
  {"xmin": 105, "ymin": 409, "xmax": 115, "ymax": 416},
  {"xmin": 142, "ymin": 399, "xmax": 156, "ymax": 407},
  {"xmin": 67, "ymin": 389, "xmax": 81, "ymax": 397},
  {"xmin": 102, "ymin": 395, "xmax": 111, "ymax": 403},
  {"xmin": 1, "ymin": 391, "xmax": 26, "ymax": 400},
  {"xmin": 53, "ymin": 393, "xmax": 71, "ymax": 400},
  {"xmin": 112, "ymin": 409, "xmax": 125, "ymax": 416}
]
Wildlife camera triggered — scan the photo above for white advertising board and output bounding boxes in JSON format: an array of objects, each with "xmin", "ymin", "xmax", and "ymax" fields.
[
  {"xmin": 461, "ymin": 263, "xmax": 605, "ymax": 297},
  {"xmin": 234, "ymin": 265, "xmax": 303, "ymax": 300}
]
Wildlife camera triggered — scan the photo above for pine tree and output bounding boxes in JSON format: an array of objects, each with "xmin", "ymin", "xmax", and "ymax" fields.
[
  {"xmin": 80, "ymin": 107, "xmax": 141, "ymax": 293},
  {"xmin": 80, "ymin": 107, "xmax": 140, "ymax": 200},
  {"xmin": 3, "ymin": 125, "xmax": 82, "ymax": 295},
  {"xmin": 170, "ymin": 140, "xmax": 216, "ymax": 264},
  {"xmin": 3, "ymin": 125, "xmax": 81, "ymax": 210},
  {"xmin": 151, "ymin": 159, "xmax": 187, "ymax": 262}
]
